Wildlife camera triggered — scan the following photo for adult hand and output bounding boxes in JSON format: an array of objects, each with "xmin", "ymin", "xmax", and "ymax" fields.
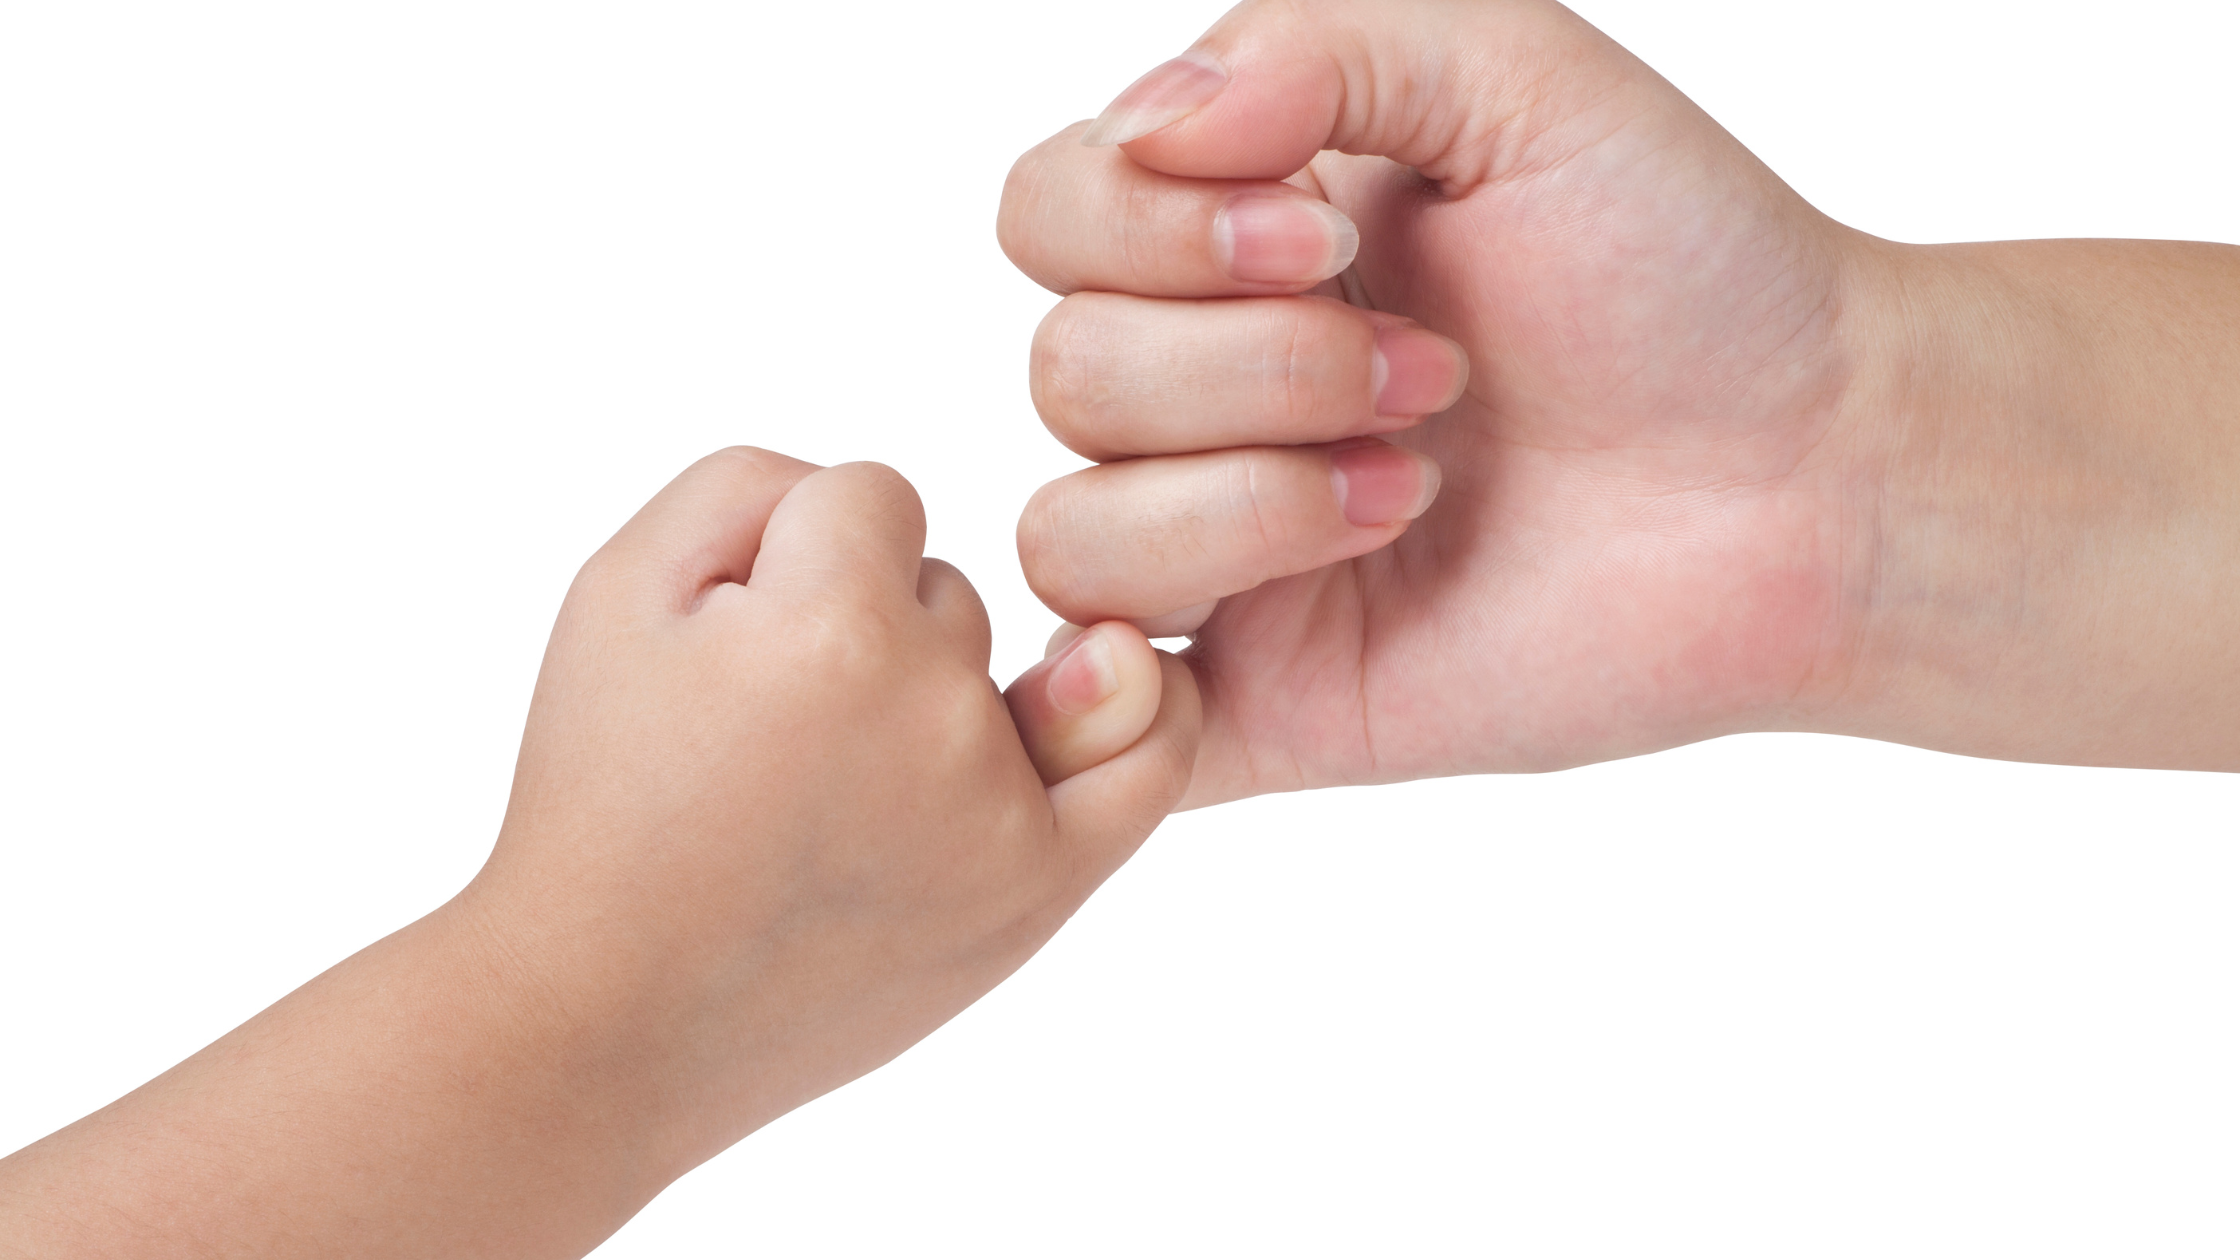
[{"xmin": 1000, "ymin": 0, "xmax": 2240, "ymax": 806}]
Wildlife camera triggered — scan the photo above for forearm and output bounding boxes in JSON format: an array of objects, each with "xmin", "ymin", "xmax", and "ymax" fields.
[
  {"xmin": 0, "ymin": 898, "xmax": 672, "ymax": 1259},
  {"xmin": 1831, "ymin": 236, "xmax": 2240, "ymax": 768}
]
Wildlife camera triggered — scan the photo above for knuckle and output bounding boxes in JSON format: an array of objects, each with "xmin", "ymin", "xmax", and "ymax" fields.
[
  {"xmin": 1016, "ymin": 482, "xmax": 1091, "ymax": 616},
  {"xmin": 998, "ymin": 126, "xmax": 1095, "ymax": 293},
  {"xmin": 1256, "ymin": 298, "xmax": 1359, "ymax": 427},
  {"xmin": 995, "ymin": 150, "xmax": 1040, "ymax": 268},
  {"xmin": 1015, "ymin": 485, "xmax": 1062, "ymax": 579},
  {"xmin": 1029, "ymin": 297, "xmax": 1112, "ymax": 447},
  {"xmin": 693, "ymin": 444, "xmax": 781, "ymax": 479},
  {"xmin": 1112, "ymin": 174, "xmax": 1169, "ymax": 287},
  {"xmin": 702, "ymin": 443, "xmax": 773, "ymax": 466},
  {"xmin": 570, "ymin": 537, "xmax": 678, "ymax": 613},
  {"xmin": 848, "ymin": 458, "xmax": 913, "ymax": 495},
  {"xmin": 833, "ymin": 460, "xmax": 925, "ymax": 523},
  {"xmin": 1230, "ymin": 449, "xmax": 1295, "ymax": 566},
  {"xmin": 780, "ymin": 593, "xmax": 899, "ymax": 677},
  {"xmin": 1266, "ymin": 304, "xmax": 1323, "ymax": 424},
  {"xmin": 566, "ymin": 543, "xmax": 629, "ymax": 605},
  {"xmin": 679, "ymin": 445, "xmax": 814, "ymax": 502}
]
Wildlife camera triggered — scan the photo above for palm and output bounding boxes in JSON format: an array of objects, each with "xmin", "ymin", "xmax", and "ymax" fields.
[{"xmin": 1184, "ymin": 108, "xmax": 1857, "ymax": 804}]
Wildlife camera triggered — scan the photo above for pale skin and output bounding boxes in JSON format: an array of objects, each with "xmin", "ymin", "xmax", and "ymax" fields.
[
  {"xmin": 0, "ymin": 450, "xmax": 1197, "ymax": 1257},
  {"xmin": 6, "ymin": 0, "xmax": 2238, "ymax": 1254},
  {"xmin": 1004, "ymin": 0, "xmax": 2240, "ymax": 807}
]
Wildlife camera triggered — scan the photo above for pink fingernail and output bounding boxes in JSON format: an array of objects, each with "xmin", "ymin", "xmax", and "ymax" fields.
[
  {"xmin": 1213, "ymin": 195, "xmax": 1360, "ymax": 286},
  {"xmin": 1046, "ymin": 626, "xmax": 1120, "ymax": 716},
  {"xmin": 1372, "ymin": 327, "xmax": 1471, "ymax": 417},
  {"xmin": 1329, "ymin": 441, "xmax": 1442, "ymax": 527},
  {"xmin": 1081, "ymin": 50, "xmax": 1230, "ymax": 147}
]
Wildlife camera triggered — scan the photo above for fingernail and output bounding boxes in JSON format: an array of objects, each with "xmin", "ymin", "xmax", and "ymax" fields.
[
  {"xmin": 1329, "ymin": 441, "xmax": 1442, "ymax": 527},
  {"xmin": 1081, "ymin": 50, "xmax": 1229, "ymax": 147},
  {"xmin": 1047, "ymin": 626, "xmax": 1120, "ymax": 716},
  {"xmin": 1372, "ymin": 327, "xmax": 1471, "ymax": 417},
  {"xmin": 1213, "ymin": 195, "xmax": 1360, "ymax": 285}
]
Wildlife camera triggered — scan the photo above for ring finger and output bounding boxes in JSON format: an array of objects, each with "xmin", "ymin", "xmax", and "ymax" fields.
[{"xmin": 1033, "ymin": 292, "xmax": 1468, "ymax": 460}]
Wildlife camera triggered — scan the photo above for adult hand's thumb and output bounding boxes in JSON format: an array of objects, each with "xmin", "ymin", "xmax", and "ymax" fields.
[{"xmin": 1082, "ymin": 0, "xmax": 1652, "ymax": 188}]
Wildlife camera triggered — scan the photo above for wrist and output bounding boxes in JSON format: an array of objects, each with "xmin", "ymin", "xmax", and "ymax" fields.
[
  {"xmin": 1809, "ymin": 236, "xmax": 2059, "ymax": 748},
  {"xmin": 440, "ymin": 874, "xmax": 779, "ymax": 1189},
  {"xmin": 1806, "ymin": 233, "xmax": 2240, "ymax": 767}
]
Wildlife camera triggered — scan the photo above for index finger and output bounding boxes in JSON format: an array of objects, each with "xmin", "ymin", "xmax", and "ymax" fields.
[
  {"xmin": 588, "ymin": 446, "xmax": 820, "ymax": 613},
  {"xmin": 997, "ymin": 121, "xmax": 1358, "ymax": 299}
]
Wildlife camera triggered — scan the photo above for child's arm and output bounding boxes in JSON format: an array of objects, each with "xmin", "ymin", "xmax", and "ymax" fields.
[{"xmin": 0, "ymin": 448, "xmax": 1197, "ymax": 1258}]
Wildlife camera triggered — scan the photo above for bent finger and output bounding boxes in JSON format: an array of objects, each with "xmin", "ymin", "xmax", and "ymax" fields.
[
  {"xmin": 1034, "ymin": 292, "xmax": 1468, "ymax": 459},
  {"xmin": 751, "ymin": 461, "xmax": 927, "ymax": 604},
  {"xmin": 1017, "ymin": 439, "xmax": 1441, "ymax": 625},
  {"xmin": 998, "ymin": 123, "xmax": 1358, "ymax": 298},
  {"xmin": 589, "ymin": 446, "xmax": 821, "ymax": 612}
]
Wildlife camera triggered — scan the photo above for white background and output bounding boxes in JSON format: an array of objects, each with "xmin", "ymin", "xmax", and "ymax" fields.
[{"xmin": 2, "ymin": 1, "xmax": 2236, "ymax": 1255}]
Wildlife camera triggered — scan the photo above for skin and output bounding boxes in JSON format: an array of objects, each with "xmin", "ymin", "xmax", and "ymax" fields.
[
  {"xmin": 0, "ymin": 449, "xmax": 1198, "ymax": 1258},
  {"xmin": 5, "ymin": 3, "xmax": 2235, "ymax": 1252},
  {"xmin": 1000, "ymin": 0, "xmax": 2240, "ymax": 808}
]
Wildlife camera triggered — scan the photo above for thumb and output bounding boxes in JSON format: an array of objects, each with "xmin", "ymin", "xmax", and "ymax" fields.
[
  {"xmin": 1040, "ymin": 649, "xmax": 1203, "ymax": 886},
  {"xmin": 1082, "ymin": 0, "xmax": 1657, "ymax": 188}
]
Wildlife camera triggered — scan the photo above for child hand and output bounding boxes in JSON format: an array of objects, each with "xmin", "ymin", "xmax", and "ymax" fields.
[
  {"xmin": 474, "ymin": 447, "xmax": 1200, "ymax": 1173},
  {"xmin": 0, "ymin": 447, "xmax": 1199, "ymax": 1258}
]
